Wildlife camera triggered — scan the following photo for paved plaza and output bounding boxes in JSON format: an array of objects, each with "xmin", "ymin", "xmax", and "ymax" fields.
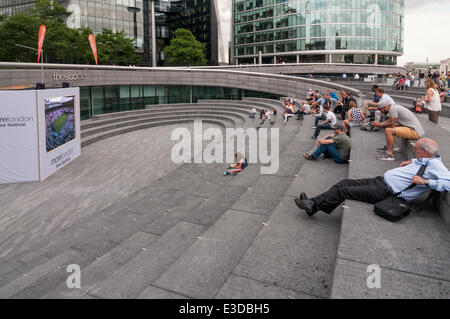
[{"xmin": 0, "ymin": 94, "xmax": 449, "ymax": 299}]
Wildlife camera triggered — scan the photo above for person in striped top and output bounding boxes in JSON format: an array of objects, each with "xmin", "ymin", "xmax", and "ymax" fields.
[{"xmin": 343, "ymin": 100, "xmax": 365, "ymax": 136}]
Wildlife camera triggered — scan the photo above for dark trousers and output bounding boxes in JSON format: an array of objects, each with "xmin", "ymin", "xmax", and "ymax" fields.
[
  {"xmin": 340, "ymin": 105, "xmax": 349, "ymax": 119},
  {"xmin": 334, "ymin": 105, "xmax": 342, "ymax": 114},
  {"xmin": 314, "ymin": 114, "xmax": 326, "ymax": 126},
  {"xmin": 313, "ymin": 177, "xmax": 392, "ymax": 214},
  {"xmin": 313, "ymin": 123, "xmax": 333, "ymax": 138},
  {"xmin": 295, "ymin": 110, "xmax": 305, "ymax": 119}
]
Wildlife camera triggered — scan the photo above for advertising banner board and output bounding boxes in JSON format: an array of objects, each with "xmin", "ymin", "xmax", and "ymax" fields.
[
  {"xmin": 0, "ymin": 91, "xmax": 40, "ymax": 184},
  {"xmin": 37, "ymin": 88, "xmax": 81, "ymax": 181},
  {"xmin": 0, "ymin": 88, "xmax": 81, "ymax": 184}
]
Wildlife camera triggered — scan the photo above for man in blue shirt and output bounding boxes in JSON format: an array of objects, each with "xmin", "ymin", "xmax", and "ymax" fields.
[{"xmin": 294, "ymin": 138, "xmax": 450, "ymax": 216}]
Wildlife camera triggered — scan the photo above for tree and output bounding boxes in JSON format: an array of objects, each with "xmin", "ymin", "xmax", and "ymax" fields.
[
  {"xmin": 0, "ymin": 13, "xmax": 40, "ymax": 62},
  {"xmin": 31, "ymin": 0, "xmax": 71, "ymax": 23},
  {"xmin": 0, "ymin": 0, "xmax": 141, "ymax": 65},
  {"xmin": 95, "ymin": 29, "xmax": 141, "ymax": 66},
  {"xmin": 164, "ymin": 28, "xmax": 206, "ymax": 67}
]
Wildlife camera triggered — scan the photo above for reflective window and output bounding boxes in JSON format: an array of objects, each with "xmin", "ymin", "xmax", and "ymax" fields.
[{"xmin": 233, "ymin": 0, "xmax": 404, "ymax": 64}]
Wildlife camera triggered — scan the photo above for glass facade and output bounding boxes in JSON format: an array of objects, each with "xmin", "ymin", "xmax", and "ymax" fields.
[
  {"xmin": 144, "ymin": 0, "xmax": 218, "ymax": 66},
  {"xmin": 80, "ymin": 84, "xmax": 281, "ymax": 120},
  {"xmin": 61, "ymin": 0, "xmax": 144, "ymax": 49},
  {"xmin": 0, "ymin": 0, "xmax": 145, "ymax": 49},
  {"xmin": 232, "ymin": 0, "xmax": 404, "ymax": 65},
  {"xmin": 0, "ymin": 0, "xmax": 36, "ymax": 15}
]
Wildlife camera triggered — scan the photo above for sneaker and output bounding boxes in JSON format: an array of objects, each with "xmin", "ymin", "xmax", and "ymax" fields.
[
  {"xmin": 224, "ymin": 171, "xmax": 230, "ymax": 176},
  {"xmin": 304, "ymin": 152, "xmax": 318, "ymax": 161},
  {"xmin": 377, "ymin": 146, "xmax": 400, "ymax": 153},
  {"xmin": 312, "ymin": 125, "xmax": 317, "ymax": 129},
  {"xmin": 377, "ymin": 152, "xmax": 395, "ymax": 161}
]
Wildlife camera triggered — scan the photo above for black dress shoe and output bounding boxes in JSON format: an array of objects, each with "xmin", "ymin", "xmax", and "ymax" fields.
[
  {"xmin": 294, "ymin": 199, "xmax": 318, "ymax": 216},
  {"xmin": 299, "ymin": 192, "xmax": 308, "ymax": 200}
]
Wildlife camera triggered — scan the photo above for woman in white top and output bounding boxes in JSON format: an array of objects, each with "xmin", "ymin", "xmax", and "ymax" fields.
[{"xmin": 423, "ymin": 78, "xmax": 442, "ymax": 124}]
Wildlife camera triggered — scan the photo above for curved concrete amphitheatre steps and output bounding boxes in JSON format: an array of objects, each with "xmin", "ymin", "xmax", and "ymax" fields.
[
  {"xmin": 81, "ymin": 100, "xmax": 285, "ymax": 147},
  {"xmin": 1, "ymin": 95, "xmax": 448, "ymax": 298},
  {"xmin": 81, "ymin": 110, "xmax": 247, "ymax": 137},
  {"xmin": 81, "ymin": 118, "xmax": 234, "ymax": 148}
]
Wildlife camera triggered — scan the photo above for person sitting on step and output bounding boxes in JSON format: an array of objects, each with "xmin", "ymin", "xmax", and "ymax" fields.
[
  {"xmin": 224, "ymin": 153, "xmax": 248, "ymax": 176},
  {"xmin": 304, "ymin": 122, "xmax": 351, "ymax": 164},
  {"xmin": 283, "ymin": 103, "xmax": 295, "ymax": 123},
  {"xmin": 295, "ymin": 138, "xmax": 450, "ymax": 216},
  {"xmin": 343, "ymin": 100, "xmax": 364, "ymax": 136},
  {"xmin": 371, "ymin": 101, "xmax": 425, "ymax": 161},
  {"xmin": 312, "ymin": 103, "xmax": 337, "ymax": 140},
  {"xmin": 249, "ymin": 106, "xmax": 257, "ymax": 119}
]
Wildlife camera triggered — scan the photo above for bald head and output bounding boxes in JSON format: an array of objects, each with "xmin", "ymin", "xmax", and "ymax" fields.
[{"xmin": 415, "ymin": 139, "xmax": 439, "ymax": 158}]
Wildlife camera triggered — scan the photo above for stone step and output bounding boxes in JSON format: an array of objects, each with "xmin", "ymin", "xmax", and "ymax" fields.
[
  {"xmin": 87, "ymin": 221, "xmax": 207, "ymax": 299},
  {"xmin": 397, "ymin": 114, "xmax": 450, "ymax": 231},
  {"xmin": 215, "ymin": 115, "xmax": 348, "ymax": 299},
  {"xmin": 81, "ymin": 117, "xmax": 234, "ymax": 148},
  {"xmin": 151, "ymin": 210, "xmax": 266, "ymax": 299},
  {"xmin": 87, "ymin": 103, "xmax": 269, "ymax": 125},
  {"xmin": 197, "ymin": 99, "xmax": 281, "ymax": 113},
  {"xmin": 330, "ymin": 127, "xmax": 450, "ymax": 299},
  {"xmin": 43, "ymin": 231, "xmax": 160, "ymax": 298},
  {"xmin": 83, "ymin": 104, "xmax": 267, "ymax": 130},
  {"xmin": 81, "ymin": 111, "xmax": 246, "ymax": 138}
]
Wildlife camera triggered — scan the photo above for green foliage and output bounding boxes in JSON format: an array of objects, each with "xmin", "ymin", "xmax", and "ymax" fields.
[
  {"xmin": 0, "ymin": 0, "xmax": 141, "ymax": 65},
  {"xmin": 95, "ymin": 29, "xmax": 141, "ymax": 66},
  {"xmin": 0, "ymin": 13, "xmax": 40, "ymax": 62},
  {"xmin": 164, "ymin": 28, "xmax": 207, "ymax": 67},
  {"xmin": 31, "ymin": 0, "xmax": 70, "ymax": 23}
]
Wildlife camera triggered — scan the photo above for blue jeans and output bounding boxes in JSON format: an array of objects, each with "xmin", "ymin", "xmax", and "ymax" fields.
[
  {"xmin": 314, "ymin": 114, "xmax": 326, "ymax": 126},
  {"xmin": 313, "ymin": 123, "xmax": 333, "ymax": 138},
  {"xmin": 295, "ymin": 110, "xmax": 305, "ymax": 119},
  {"xmin": 312, "ymin": 142, "xmax": 347, "ymax": 164}
]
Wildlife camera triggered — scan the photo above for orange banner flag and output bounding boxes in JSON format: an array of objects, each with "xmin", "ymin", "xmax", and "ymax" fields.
[
  {"xmin": 88, "ymin": 34, "xmax": 98, "ymax": 65},
  {"xmin": 37, "ymin": 25, "xmax": 46, "ymax": 63}
]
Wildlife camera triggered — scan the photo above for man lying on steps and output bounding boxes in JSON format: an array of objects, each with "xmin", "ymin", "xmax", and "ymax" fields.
[{"xmin": 294, "ymin": 138, "xmax": 450, "ymax": 216}]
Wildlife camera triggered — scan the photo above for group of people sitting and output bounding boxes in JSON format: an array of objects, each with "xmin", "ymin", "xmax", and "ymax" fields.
[
  {"xmin": 293, "ymin": 85, "xmax": 450, "ymax": 218},
  {"xmin": 235, "ymin": 84, "xmax": 450, "ymax": 221},
  {"xmin": 249, "ymin": 107, "xmax": 278, "ymax": 125}
]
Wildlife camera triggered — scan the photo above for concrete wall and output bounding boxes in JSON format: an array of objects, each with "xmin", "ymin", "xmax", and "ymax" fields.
[
  {"xmin": 0, "ymin": 62, "xmax": 363, "ymax": 101},
  {"xmin": 191, "ymin": 63, "xmax": 406, "ymax": 75}
]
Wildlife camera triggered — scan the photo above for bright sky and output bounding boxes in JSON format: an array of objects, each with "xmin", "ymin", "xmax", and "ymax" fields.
[
  {"xmin": 398, "ymin": 0, "xmax": 450, "ymax": 66},
  {"xmin": 217, "ymin": 0, "xmax": 450, "ymax": 66}
]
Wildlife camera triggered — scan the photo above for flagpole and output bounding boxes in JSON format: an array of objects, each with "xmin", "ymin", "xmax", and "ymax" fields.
[{"xmin": 41, "ymin": 49, "xmax": 44, "ymax": 85}]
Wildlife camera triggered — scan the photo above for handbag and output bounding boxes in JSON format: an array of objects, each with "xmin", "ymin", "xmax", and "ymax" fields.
[{"xmin": 374, "ymin": 164, "xmax": 428, "ymax": 222}]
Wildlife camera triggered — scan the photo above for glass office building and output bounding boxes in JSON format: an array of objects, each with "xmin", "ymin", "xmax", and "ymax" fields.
[
  {"xmin": 232, "ymin": 0, "xmax": 404, "ymax": 65},
  {"xmin": 79, "ymin": 84, "xmax": 280, "ymax": 120},
  {"xmin": 143, "ymin": 0, "xmax": 218, "ymax": 66},
  {"xmin": 0, "ymin": 0, "xmax": 145, "ymax": 49}
]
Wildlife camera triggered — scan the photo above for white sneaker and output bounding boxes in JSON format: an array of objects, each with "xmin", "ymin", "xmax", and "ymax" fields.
[{"xmin": 312, "ymin": 125, "xmax": 317, "ymax": 129}]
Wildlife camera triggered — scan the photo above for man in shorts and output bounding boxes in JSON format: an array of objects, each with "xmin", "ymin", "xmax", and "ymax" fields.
[{"xmin": 371, "ymin": 101, "xmax": 425, "ymax": 161}]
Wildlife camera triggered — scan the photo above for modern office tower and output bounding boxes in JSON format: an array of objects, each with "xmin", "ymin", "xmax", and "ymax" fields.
[
  {"xmin": 143, "ymin": 0, "xmax": 218, "ymax": 66},
  {"xmin": 0, "ymin": 0, "xmax": 145, "ymax": 50},
  {"xmin": 0, "ymin": 0, "xmax": 37, "ymax": 15},
  {"xmin": 167, "ymin": 0, "xmax": 218, "ymax": 65},
  {"xmin": 232, "ymin": 0, "xmax": 404, "ymax": 65}
]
